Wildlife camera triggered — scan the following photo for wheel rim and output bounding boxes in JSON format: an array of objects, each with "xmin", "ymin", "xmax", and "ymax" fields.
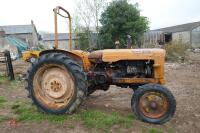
[
  {"xmin": 139, "ymin": 92, "xmax": 169, "ymax": 119},
  {"xmin": 33, "ymin": 64, "xmax": 75, "ymax": 110}
]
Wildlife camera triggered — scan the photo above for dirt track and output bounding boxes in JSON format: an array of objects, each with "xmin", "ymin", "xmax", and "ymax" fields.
[{"xmin": 0, "ymin": 53, "xmax": 200, "ymax": 133}]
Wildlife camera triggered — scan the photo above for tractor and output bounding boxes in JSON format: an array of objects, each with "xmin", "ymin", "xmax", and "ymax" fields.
[{"xmin": 26, "ymin": 6, "xmax": 176, "ymax": 124}]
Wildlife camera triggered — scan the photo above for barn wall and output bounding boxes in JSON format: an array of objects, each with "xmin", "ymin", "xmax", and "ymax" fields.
[
  {"xmin": 192, "ymin": 26, "xmax": 200, "ymax": 48},
  {"xmin": 0, "ymin": 37, "xmax": 6, "ymax": 48},
  {"xmin": 172, "ymin": 31, "xmax": 190, "ymax": 44},
  {"xmin": 143, "ymin": 31, "xmax": 164, "ymax": 45}
]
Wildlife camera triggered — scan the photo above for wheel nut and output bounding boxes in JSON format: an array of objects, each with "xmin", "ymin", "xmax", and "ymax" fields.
[{"xmin": 151, "ymin": 102, "xmax": 157, "ymax": 109}]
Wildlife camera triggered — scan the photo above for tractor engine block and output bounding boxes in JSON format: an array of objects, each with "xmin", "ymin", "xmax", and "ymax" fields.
[{"xmin": 88, "ymin": 60, "xmax": 154, "ymax": 85}]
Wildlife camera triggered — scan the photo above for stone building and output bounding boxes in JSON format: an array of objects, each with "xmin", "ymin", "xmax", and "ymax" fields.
[
  {"xmin": 0, "ymin": 30, "xmax": 18, "ymax": 56},
  {"xmin": 0, "ymin": 21, "xmax": 39, "ymax": 49},
  {"xmin": 144, "ymin": 21, "xmax": 200, "ymax": 48},
  {"xmin": 40, "ymin": 33, "xmax": 77, "ymax": 49}
]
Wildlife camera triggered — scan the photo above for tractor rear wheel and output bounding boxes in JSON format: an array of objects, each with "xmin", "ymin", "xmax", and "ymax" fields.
[
  {"xmin": 131, "ymin": 84, "xmax": 176, "ymax": 124},
  {"xmin": 26, "ymin": 53, "xmax": 87, "ymax": 114}
]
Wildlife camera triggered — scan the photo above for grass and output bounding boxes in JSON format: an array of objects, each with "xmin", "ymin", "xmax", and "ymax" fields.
[
  {"xmin": 0, "ymin": 115, "xmax": 9, "ymax": 122},
  {"xmin": 0, "ymin": 75, "xmax": 7, "ymax": 82},
  {"xmin": 75, "ymin": 110, "xmax": 133, "ymax": 129},
  {"xmin": 0, "ymin": 96, "xmax": 8, "ymax": 123},
  {"xmin": 0, "ymin": 75, "xmax": 23, "ymax": 89},
  {"xmin": 0, "ymin": 96, "xmax": 7, "ymax": 108},
  {"xmin": 11, "ymin": 100, "xmax": 135, "ymax": 130},
  {"xmin": 11, "ymin": 100, "xmax": 70, "ymax": 125},
  {"xmin": 0, "ymin": 96, "xmax": 6, "ymax": 103},
  {"xmin": 149, "ymin": 128, "xmax": 163, "ymax": 133}
]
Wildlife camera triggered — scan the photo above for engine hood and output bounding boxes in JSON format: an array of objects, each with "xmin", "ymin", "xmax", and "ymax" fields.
[{"xmin": 101, "ymin": 48, "xmax": 166, "ymax": 62}]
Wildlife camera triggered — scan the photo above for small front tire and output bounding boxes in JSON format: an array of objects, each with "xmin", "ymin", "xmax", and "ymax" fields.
[{"xmin": 131, "ymin": 84, "xmax": 176, "ymax": 124}]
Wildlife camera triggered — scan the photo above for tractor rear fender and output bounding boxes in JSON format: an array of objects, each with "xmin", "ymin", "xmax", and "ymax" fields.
[{"xmin": 39, "ymin": 50, "xmax": 83, "ymax": 66}]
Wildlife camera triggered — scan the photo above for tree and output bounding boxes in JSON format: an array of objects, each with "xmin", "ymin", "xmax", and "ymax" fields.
[
  {"xmin": 74, "ymin": 0, "xmax": 106, "ymax": 33},
  {"xmin": 76, "ymin": 32, "xmax": 90, "ymax": 50},
  {"xmin": 73, "ymin": 0, "xmax": 107, "ymax": 49},
  {"xmin": 72, "ymin": 16, "xmax": 91, "ymax": 50},
  {"xmin": 99, "ymin": 0, "xmax": 149, "ymax": 49}
]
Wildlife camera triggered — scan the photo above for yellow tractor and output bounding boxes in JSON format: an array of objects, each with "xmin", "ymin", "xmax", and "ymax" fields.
[{"xmin": 26, "ymin": 6, "xmax": 176, "ymax": 124}]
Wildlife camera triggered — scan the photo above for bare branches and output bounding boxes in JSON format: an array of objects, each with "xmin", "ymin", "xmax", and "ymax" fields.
[{"xmin": 73, "ymin": 0, "xmax": 107, "ymax": 33}]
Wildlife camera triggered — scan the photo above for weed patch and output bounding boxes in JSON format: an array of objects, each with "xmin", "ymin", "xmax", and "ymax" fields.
[
  {"xmin": 149, "ymin": 128, "xmax": 163, "ymax": 133},
  {"xmin": 165, "ymin": 42, "xmax": 190, "ymax": 62}
]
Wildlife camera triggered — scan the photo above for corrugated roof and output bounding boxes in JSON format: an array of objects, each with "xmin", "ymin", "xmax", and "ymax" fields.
[
  {"xmin": 0, "ymin": 25, "xmax": 33, "ymax": 34},
  {"xmin": 154, "ymin": 21, "xmax": 200, "ymax": 33},
  {"xmin": 42, "ymin": 33, "xmax": 77, "ymax": 41}
]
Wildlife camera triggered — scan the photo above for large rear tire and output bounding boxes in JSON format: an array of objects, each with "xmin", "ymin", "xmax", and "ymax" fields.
[
  {"xmin": 26, "ymin": 53, "xmax": 87, "ymax": 114},
  {"xmin": 131, "ymin": 84, "xmax": 176, "ymax": 124}
]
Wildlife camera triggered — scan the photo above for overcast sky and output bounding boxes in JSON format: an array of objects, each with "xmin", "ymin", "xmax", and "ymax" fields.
[{"xmin": 0, "ymin": 0, "xmax": 200, "ymax": 32}]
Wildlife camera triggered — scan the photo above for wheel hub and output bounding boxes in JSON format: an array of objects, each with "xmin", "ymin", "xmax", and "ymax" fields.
[
  {"xmin": 33, "ymin": 65, "xmax": 75, "ymax": 110},
  {"xmin": 150, "ymin": 101, "xmax": 157, "ymax": 109},
  {"xmin": 139, "ymin": 92, "xmax": 169, "ymax": 119},
  {"xmin": 51, "ymin": 80, "xmax": 62, "ymax": 92}
]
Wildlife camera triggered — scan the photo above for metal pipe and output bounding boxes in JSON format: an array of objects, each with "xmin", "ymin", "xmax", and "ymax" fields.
[
  {"xmin": 53, "ymin": 6, "xmax": 72, "ymax": 50},
  {"xmin": 69, "ymin": 16, "xmax": 72, "ymax": 50},
  {"xmin": 54, "ymin": 8, "xmax": 58, "ymax": 49}
]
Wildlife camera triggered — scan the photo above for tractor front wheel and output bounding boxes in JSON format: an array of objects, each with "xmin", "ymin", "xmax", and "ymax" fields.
[
  {"xmin": 131, "ymin": 84, "xmax": 176, "ymax": 124},
  {"xmin": 26, "ymin": 53, "xmax": 87, "ymax": 114}
]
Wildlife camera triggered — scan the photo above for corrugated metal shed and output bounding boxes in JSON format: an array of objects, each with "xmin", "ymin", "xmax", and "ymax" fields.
[
  {"xmin": 42, "ymin": 33, "xmax": 77, "ymax": 41},
  {"xmin": 154, "ymin": 21, "xmax": 200, "ymax": 33},
  {"xmin": 0, "ymin": 25, "xmax": 33, "ymax": 34}
]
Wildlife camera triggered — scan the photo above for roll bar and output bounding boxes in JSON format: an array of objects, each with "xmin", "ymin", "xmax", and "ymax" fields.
[{"xmin": 53, "ymin": 6, "xmax": 72, "ymax": 50}]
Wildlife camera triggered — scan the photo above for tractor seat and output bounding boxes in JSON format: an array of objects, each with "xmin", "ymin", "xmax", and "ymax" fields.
[{"xmin": 88, "ymin": 50, "xmax": 103, "ymax": 63}]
